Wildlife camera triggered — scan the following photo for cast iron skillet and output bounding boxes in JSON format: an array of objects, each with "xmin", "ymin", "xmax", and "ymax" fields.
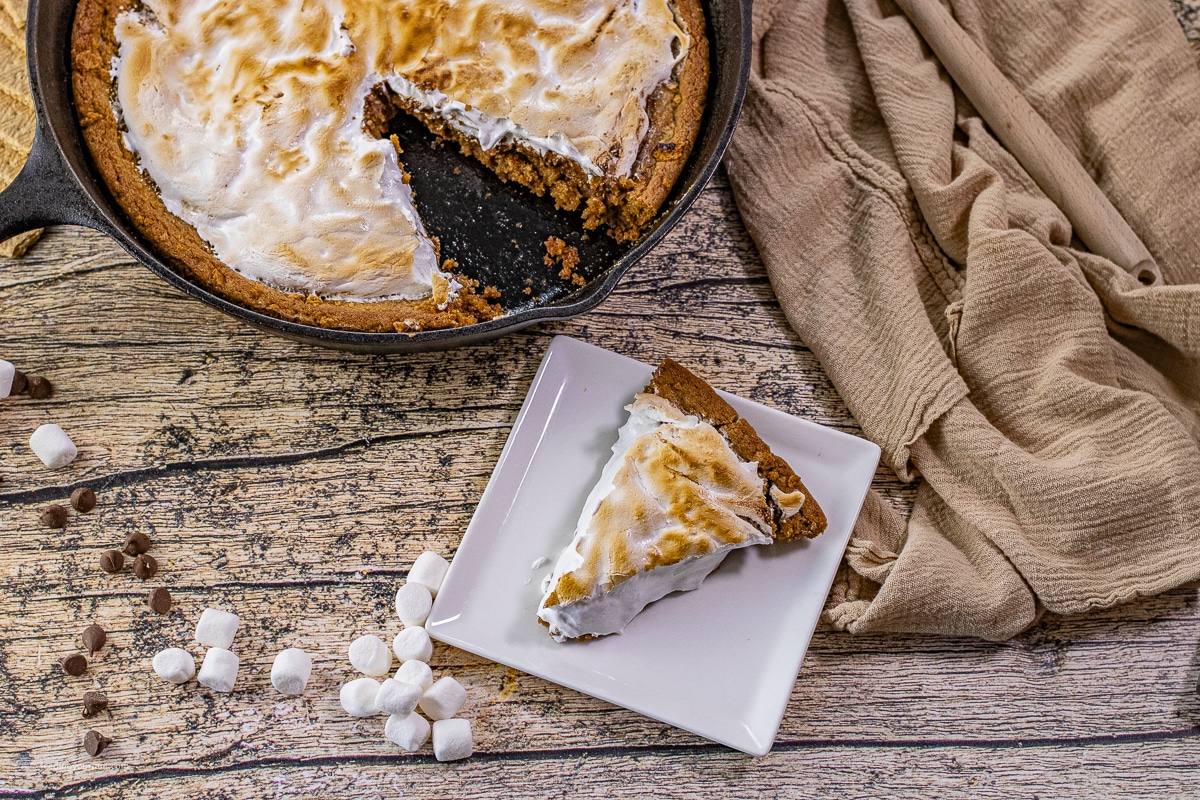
[{"xmin": 0, "ymin": 0, "xmax": 751, "ymax": 353}]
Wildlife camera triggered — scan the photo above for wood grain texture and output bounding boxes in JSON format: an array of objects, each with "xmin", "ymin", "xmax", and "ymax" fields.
[{"xmin": 2, "ymin": 170, "xmax": 1198, "ymax": 798}]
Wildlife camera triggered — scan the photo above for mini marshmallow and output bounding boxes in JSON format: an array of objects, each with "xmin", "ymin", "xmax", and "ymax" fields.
[
  {"xmin": 29, "ymin": 424, "xmax": 78, "ymax": 469},
  {"xmin": 408, "ymin": 551, "xmax": 449, "ymax": 597},
  {"xmin": 271, "ymin": 648, "xmax": 312, "ymax": 695},
  {"xmin": 419, "ymin": 676, "xmax": 467, "ymax": 720},
  {"xmin": 375, "ymin": 678, "xmax": 421, "ymax": 717},
  {"xmin": 432, "ymin": 718, "xmax": 473, "ymax": 762},
  {"xmin": 395, "ymin": 582, "xmax": 432, "ymax": 627},
  {"xmin": 152, "ymin": 647, "xmax": 195, "ymax": 684},
  {"xmin": 394, "ymin": 659, "xmax": 433, "ymax": 691},
  {"xmin": 392, "ymin": 627, "xmax": 433, "ymax": 663},
  {"xmin": 0, "ymin": 360, "xmax": 13, "ymax": 398},
  {"xmin": 340, "ymin": 677, "xmax": 381, "ymax": 717},
  {"xmin": 197, "ymin": 647, "xmax": 239, "ymax": 693},
  {"xmin": 195, "ymin": 608, "xmax": 240, "ymax": 649},
  {"xmin": 385, "ymin": 712, "xmax": 431, "ymax": 752},
  {"xmin": 348, "ymin": 634, "xmax": 393, "ymax": 677}
]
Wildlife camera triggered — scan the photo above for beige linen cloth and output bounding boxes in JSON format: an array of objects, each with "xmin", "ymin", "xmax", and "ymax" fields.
[
  {"xmin": 0, "ymin": 0, "xmax": 39, "ymax": 256},
  {"xmin": 726, "ymin": 0, "xmax": 1200, "ymax": 639}
]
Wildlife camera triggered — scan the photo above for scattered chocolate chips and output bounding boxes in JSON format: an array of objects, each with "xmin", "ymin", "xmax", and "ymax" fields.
[
  {"xmin": 146, "ymin": 586, "xmax": 172, "ymax": 615},
  {"xmin": 122, "ymin": 531, "xmax": 152, "ymax": 556},
  {"xmin": 27, "ymin": 376, "xmax": 52, "ymax": 399},
  {"xmin": 82, "ymin": 691, "xmax": 109, "ymax": 718},
  {"xmin": 61, "ymin": 653, "xmax": 88, "ymax": 677},
  {"xmin": 71, "ymin": 487, "xmax": 97, "ymax": 513},
  {"xmin": 39, "ymin": 504, "xmax": 69, "ymax": 529},
  {"xmin": 133, "ymin": 553, "xmax": 158, "ymax": 580},
  {"xmin": 82, "ymin": 623, "xmax": 107, "ymax": 655},
  {"xmin": 99, "ymin": 549, "xmax": 125, "ymax": 574},
  {"xmin": 83, "ymin": 730, "xmax": 111, "ymax": 757},
  {"xmin": 10, "ymin": 369, "xmax": 27, "ymax": 395}
]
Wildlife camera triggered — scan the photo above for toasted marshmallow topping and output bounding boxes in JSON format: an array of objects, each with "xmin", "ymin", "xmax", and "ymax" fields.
[
  {"xmin": 376, "ymin": 0, "xmax": 689, "ymax": 178},
  {"xmin": 112, "ymin": 0, "xmax": 688, "ymax": 301},
  {"xmin": 114, "ymin": 0, "xmax": 444, "ymax": 301},
  {"xmin": 769, "ymin": 485, "xmax": 807, "ymax": 521},
  {"xmin": 538, "ymin": 393, "xmax": 772, "ymax": 641}
]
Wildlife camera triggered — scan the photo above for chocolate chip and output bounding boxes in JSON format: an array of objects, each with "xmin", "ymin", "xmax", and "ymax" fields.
[
  {"xmin": 122, "ymin": 531, "xmax": 152, "ymax": 556},
  {"xmin": 146, "ymin": 586, "xmax": 172, "ymax": 615},
  {"xmin": 133, "ymin": 553, "xmax": 158, "ymax": 580},
  {"xmin": 81, "ymin": 623, "xmax": 106, "ymax": 655},
  {"xmin": 71, "ymin": 487, "xmax": 97, "ymax": 513},
  {"xmin": 83, "ymin": 730, "xmax": 111, "ymax": 757},
  {"xmin": 10, "ymin": 369, "xmax": 27, "ymax": 395},
  {"xmin": 39, "ymin": 504, "xmax": 68, "ymax": 529},
  {"xmin": 99, "ymin": 550, "xmax": 124, "ymax": 574},
  {"xmin": 27, "ymin": 376, "xmax": 52, "ymax": 399},
  {"xmin": 61, "ymin": 653, "xmax": 87, "ymax": 677},
  {"xmin": 82, "ymin": 691, "xmax": 109, "ymax": 718}
]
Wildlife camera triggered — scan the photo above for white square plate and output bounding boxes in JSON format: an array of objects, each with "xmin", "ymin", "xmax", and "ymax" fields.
[{"xmin": 427, "ymin": 336, "xmax": 880, "ymax": 755}]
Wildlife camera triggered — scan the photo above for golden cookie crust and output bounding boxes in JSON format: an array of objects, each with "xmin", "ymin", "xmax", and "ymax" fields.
[{"xmin": 647, "ymin": 358, "xmax": 828, "ymax": 540}]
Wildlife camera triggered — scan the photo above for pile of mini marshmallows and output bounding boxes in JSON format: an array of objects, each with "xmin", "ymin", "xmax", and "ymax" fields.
[
  {"xmin": 340, "ymin": 551, "xmax": 473, "ymax": 761},
  {"xmin": 152, "ymin": 608, "xmax": 245, "ymax": 692}
]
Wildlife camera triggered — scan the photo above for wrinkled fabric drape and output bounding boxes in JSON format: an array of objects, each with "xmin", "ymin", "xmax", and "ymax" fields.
[{"xmin": 726, "ymin": 0, "xmax": 1200, "ymax": 639}]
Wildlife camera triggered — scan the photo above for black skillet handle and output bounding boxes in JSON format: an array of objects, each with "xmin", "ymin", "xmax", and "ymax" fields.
[{"xmin": 0, "ymin": 125, "xmax": 109, "ymax": 247}]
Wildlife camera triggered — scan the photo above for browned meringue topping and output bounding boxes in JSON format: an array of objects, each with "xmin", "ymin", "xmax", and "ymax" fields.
[
  {"xmin": 546, "ymin": 394, "xmax": 772, "ymax": 608},
  {"xmin": 113, "ymin": 0, "xmax": 688, "ymax": 301}
]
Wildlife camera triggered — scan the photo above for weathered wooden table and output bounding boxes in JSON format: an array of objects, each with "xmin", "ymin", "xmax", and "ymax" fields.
[{"xmin": 2, "ymin": 166, "xmax": 1198, "ymax": 798}]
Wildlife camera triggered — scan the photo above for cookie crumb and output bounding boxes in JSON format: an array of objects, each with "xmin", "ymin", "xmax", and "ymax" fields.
[
  {"xmin": 543, "ymin": 236, "xmax": 583, "ymax": 286},
  {"xmin": 431, "ymin": 272, "xmax": 451, "ymax": 309}
]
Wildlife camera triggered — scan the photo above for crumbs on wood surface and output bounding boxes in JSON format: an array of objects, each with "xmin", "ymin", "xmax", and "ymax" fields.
[{"xmin": 543, "ymin": 237, "xmax": 584, "ymax": 286}]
